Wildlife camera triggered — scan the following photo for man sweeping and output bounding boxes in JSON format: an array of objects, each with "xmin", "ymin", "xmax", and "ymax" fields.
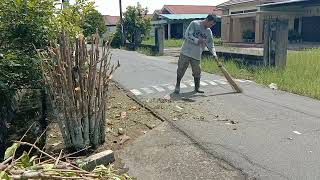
[{"xmin": 174, "ymin": 14, "xmax": 218, "ymax": 94}]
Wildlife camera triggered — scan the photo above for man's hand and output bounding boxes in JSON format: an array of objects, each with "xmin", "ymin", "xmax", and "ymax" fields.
[{"xmin": 198, "ymin": 38, "xmax": 207, "ymax": 45}]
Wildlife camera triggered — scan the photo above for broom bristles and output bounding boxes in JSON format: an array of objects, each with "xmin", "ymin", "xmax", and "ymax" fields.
[
  {"xmin": 206, "ymin": 44, "xmax": 242, "ymax": 93},
  {"xmin": 220, "ymin": 65, "xmax": 242, "ymax": 93}
]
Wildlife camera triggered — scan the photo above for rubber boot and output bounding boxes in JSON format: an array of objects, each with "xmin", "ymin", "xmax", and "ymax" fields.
[
  {"xmin": 174, "ymin": 76, "xmax": 182, "ymax": 94},
  {"xmin": 194, "ymin": 77, "xmax": 204, "ymax": 93}
]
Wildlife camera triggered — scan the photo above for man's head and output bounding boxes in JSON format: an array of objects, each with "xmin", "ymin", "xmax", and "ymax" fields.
[{"xmin": 202, "ymin": 14, "xmax": 217, "ymax": 28}]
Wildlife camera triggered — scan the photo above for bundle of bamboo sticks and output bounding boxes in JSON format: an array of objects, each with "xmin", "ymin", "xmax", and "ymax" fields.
[{"xmin": 39, "ymin": 31, "xmax": 120, "ymax": 150}]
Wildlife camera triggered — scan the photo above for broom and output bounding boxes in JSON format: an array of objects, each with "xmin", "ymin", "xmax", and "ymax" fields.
[{"xmin": 205, "ymin": 44, "xmax": 242, "ymax": 93}]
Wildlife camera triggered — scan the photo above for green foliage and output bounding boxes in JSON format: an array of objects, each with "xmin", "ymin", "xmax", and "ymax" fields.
[
  {"xmin": 17, "ymin": 152, "xmax": 37, "ymax": 168},
  {"xmin": 54, "ymin": 0, "xmax": 95, "ymax": 38},
  {"xmin": 0, "ymin": 0, "xmax": 98, "ymax": 92},
  {"xmin": 4, "ymin": 143, "xmax": 19, "ymax": 160},
  {"xmin": 0, "ymin": 49, "xmax": 42, "ymax": 90},
  {"xmin": 122, "ymin": 3, "xmax": 151, "ymax": 43},
  {"xmin": 82, "ymin": 9, "xmax": 107, "ymax": 37},
  {"xmin": 0, "ymin": 143, "xmax": 134, "ymax": 179},
  {"xmin": 110, "ymin": 26, "xmax": 123, "ymax": 48},
  {"xmin": 0, "ymin": 0, "xmax": 56, "ymax": 52},
  {"xmin": 137, "ymin": 47, "xmax": 158, "ymax": 56},
  {"xmin": 0, "ymin": 171, "xmax": 10, "ymax": 180},
  {"xmin": 93, "ymin": 165, "xmax": 134, "ymax": 180},
  {"xmin": 202, "ymin": 49, "xmax": 320, "ymax": 99}
]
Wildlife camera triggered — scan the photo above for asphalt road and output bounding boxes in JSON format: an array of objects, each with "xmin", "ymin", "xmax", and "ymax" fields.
[{"xmin": 112, "ymin": 49, "xmax": 320, "ymax": 180}]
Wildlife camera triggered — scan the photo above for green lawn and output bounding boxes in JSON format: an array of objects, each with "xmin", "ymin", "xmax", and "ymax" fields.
[
  {"xmin": 202, "ymin": 49, "xmax": 320, "ymax": 100},
  {"xmin": 137, "ymin": 47, "xmax": 158, "ymax": 56},
  {"xmin": 142, "ymin": 38, "xmax": 222, "ymax": 47}
]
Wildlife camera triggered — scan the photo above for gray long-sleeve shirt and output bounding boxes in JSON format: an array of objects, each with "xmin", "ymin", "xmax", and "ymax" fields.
[{"xmin": 181, "ymin": 20, "xmax": 217, "ymax": 61}]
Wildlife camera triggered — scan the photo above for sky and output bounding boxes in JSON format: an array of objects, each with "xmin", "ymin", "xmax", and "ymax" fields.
[{"xmin": 81, "ymin": 0, "xmax": 229, "ymax": 16}]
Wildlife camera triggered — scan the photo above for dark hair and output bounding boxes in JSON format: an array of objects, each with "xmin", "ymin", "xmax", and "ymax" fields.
[{"xmin": 206, "ymin": 14, "xmax": 217, "ymax": 22}]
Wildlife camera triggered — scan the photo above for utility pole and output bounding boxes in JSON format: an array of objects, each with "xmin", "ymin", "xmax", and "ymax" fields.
[{"xmin": 119, "ymin": 0, "xmax": 125, "ymax": 45}]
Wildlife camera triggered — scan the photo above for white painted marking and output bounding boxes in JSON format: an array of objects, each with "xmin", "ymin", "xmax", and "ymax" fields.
[
  {"xmin": 293, "ymin": 131, "xmax": 302, "ymax": 135},
  {"xmin": 200, "ymin": 81, "xmax": 208, "ymax": 86},
  {"xmin": 167, "ymin": 85, "xmax": 175, "ymax": 90},
  {"xmin": 205, "ymin": 80, "xmax": 218, "ymax": 85},
  {"xmin": 235, "ymin": 79, "xmax": 247, "ymax": 83},
  {"xmin": 130, "ymin": 89, "xmax": 142, "ymax": 96},
  {"xmin": 185, "ymin": 81, "xmax": 195, "ymax": 87},
  {"xmin": 152, "ymin": 86, "xmax": 165, "ymax": 92},
  {"xmin": 236, "ymin": 79, "xmax": 253, "ymax": 83},
  {"xmin": 180, "ymin": 83, "xmax": 187, "ymax": 88},
  {"xmin": 141, "ymin": 88, "xmax": 154, "ymax": 94},
  {"xmin": 214, "ymin": 80, "xmax": 228, "ymax": 85}
]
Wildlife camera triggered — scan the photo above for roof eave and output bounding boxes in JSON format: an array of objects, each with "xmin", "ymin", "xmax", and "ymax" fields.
[
  {"xmin": 217, "ymin": 0, "xmax": 258, "ymax": 8},
  {"xmin": 258, "ymin": 0, "xmax": 308, "ymax": 7}
]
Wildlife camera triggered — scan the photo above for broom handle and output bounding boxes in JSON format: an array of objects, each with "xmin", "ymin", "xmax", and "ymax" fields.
[{"xmin": 204, "ymin": 43, "xmax": 222, "ymax": 67}]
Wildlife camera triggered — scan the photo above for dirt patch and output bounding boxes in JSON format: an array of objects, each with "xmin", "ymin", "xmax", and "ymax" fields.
[
  {"xmin": 144, "ymin": 97, "xmax": 221, "ymax": 122},
  {"xmin": 143, "ymin": 94, "xmax": 242, "ymax": 134},
  {"xmin": 45, "ymin": 82, "xmax": 163, "ymax": 172}
]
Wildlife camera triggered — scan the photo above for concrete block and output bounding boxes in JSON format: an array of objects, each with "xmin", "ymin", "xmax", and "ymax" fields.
[{"xmin": 81, "ymin": 150, "xmax": 115, "ymax": 171}]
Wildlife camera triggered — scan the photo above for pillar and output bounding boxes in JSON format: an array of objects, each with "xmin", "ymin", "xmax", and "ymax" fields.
[
  {"xmin": 263, "ymin": 19, "xmax": 289, "ymax": 67},
  {"xmin": 232, "ymin": 18, "xmax": 242, "ymax": 42},
  {"xmin": 168, "ymin": 23, "xmax": 171, "ymax": 39},
  {"xmin": 255, "ymin": 14, "xmax": 264, "ymax": 44},
  {"xmin": 155, "ymin": 26, "xmax": 164, "ymax": 55},
  {"xmin": 221, "ymin": 16, "xmax": 231, "ymax": 43}
]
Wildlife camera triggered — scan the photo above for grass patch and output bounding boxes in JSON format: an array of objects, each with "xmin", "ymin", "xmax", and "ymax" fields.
[
  {"xmin": 202, "ymin": 49, "xmax": 320, "ymax": 99},
  {"xmin": 137, "ymin": 47, "xmax": 158, "ymax": 56},
  {"xmin": 142, "ymin": 38, "xmax": 222, "ymax": 47}
]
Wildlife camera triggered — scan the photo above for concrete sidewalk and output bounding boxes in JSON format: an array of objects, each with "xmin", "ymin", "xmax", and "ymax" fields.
[{"xmin": 119, "ymin": 122, "xmax": 246, "ymax": 180}]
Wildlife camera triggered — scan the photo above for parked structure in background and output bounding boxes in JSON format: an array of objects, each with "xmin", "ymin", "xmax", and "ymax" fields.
[
  {"xmin": 103, "ymin": 15, "xmax": 120, "ymax": 34},
  {"xmin": 218, "ymin": 0, "xmax": 320, "ymax": 46},
  {"xmin": 151, "ymin": 5, "xmax": 222, "ymax": 39}
]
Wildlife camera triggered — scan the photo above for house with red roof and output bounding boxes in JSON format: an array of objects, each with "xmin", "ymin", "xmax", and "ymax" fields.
[{"xmin": 103, "ymin": 15, "xmax": 120, "ymax": 34}]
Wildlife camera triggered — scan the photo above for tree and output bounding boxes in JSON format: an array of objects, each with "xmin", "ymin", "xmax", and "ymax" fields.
[
  {"xmin": 0, "ymin": 0, "xmax": 56, "ymax": 52},
  {"xmin": 82, "ymin": 9, "xmax": 107, "ymax": 37},
  {"xmin": 122, "ymin": 3, "xmax": 151, "ymax": 44},
  {"xmin": 0, "ymin": 0, "xmax": 53, "ymax": 159},
  {"xmin": 54, "ymin": 0, "xmax": 96, "ymax": 39}
]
